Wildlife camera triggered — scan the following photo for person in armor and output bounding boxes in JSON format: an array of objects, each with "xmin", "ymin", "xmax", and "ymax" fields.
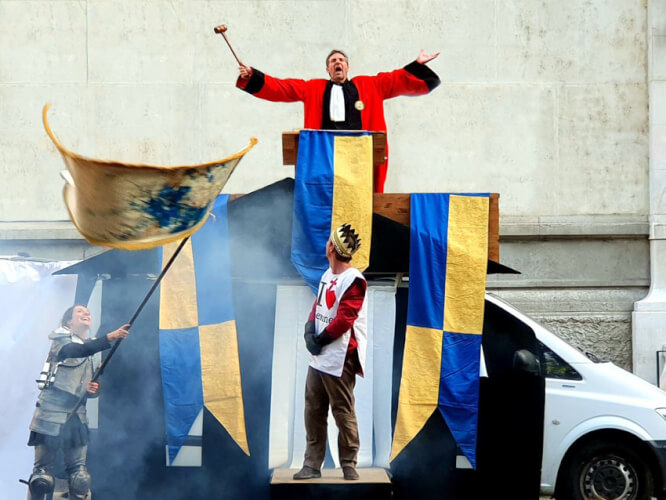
[
  {"xmin": 26, "ymin": 305, "xmax": 130, "ymax": 500},
  {"xmin": 293, "ymin": 223, "xmax": 367, "ymax": 481}
]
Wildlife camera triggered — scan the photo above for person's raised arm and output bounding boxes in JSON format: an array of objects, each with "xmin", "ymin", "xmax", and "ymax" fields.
[
  {"xmin": 372, "ymin": 49, "xmax": 441, "ymax": 100},
  {"xmin": 57, "ymin": 324, "xmax": 130, "ymax": 361}
]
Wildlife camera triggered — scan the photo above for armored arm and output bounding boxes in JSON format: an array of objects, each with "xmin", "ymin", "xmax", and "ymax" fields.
[{"xmin": 57, "ymin": 336, "xmax": 111, "ymax": 361}]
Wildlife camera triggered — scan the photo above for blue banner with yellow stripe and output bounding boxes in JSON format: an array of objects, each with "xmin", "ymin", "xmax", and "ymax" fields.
[
  {"xmin": 392, "ymin": 193, "xmax": 489, "ymax": 469},
  {"xmin": 291, "ymin": 130, "xmax": 373, "ymax": 292},
  {"xmin": 159, "ymin": 194, "xmax": 249, "ymax": 466}
]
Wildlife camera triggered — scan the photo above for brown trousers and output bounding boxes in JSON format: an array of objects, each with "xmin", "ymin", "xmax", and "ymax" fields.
[{"xmin": 303, "ymin": 351, "xmax": 360, "ymax": 469}]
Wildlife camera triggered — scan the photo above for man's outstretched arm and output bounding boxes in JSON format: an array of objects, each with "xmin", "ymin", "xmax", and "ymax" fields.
[
  {"xmin": 367, "ymin": 49, "xmax": 441, "ymax": 99},
  {"xmin": 236, "ymin": 63, "xmax": 310, "ymax": 102}
]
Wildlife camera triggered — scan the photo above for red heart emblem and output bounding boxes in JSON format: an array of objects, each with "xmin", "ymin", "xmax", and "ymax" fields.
[{"xmin": 325, "ymin": 281, "xmax": 337, "ymax": 309}]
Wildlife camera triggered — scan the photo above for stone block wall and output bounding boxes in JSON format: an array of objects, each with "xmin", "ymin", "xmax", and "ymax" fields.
[
  {"xmin": 0, "ymin": 1, "xmax": 654, "ymax": 375},
  {"xmin": 0, "ymin": 0, "xmax": 649, "ymax": 222},
  {"xmin": 494, "ymin": 287, "xmax": 648, "ymax": 372}
]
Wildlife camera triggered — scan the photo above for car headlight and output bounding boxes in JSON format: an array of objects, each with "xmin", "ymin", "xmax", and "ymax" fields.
[{"xmin": 656, "ymin": 408, "xmax": 666, "ymax": 421}]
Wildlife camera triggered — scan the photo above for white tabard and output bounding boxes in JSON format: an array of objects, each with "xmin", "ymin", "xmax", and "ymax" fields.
[{"xmin": 309, "ymin": 267, "xmax": 368, "ymax": 377}]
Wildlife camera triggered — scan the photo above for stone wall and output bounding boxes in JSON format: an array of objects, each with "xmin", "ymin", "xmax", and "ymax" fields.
[
  {"xmin": 494, "ymin": 287, "xmax": 649, "ymax": 371},
  {"xmin": 0, "ymin": 1, "xmax": 654, "ymax": 373},
  {"xmin": 0, "ymin": 0, "xmax": 648, "ymax": 222}
]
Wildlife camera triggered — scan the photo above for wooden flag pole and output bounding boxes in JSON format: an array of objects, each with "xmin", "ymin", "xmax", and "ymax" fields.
[{"xmin": 64, "ymin": 236, "xmax": 190, "ymax": 422}]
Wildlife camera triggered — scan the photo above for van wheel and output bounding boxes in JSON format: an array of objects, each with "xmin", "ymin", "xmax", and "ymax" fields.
[{"xmin": 559, "ymin": 442, "xmax": 653, "ymax": 500}]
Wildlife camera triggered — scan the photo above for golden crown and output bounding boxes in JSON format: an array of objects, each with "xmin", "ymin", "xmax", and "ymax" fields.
[{"xmin": 331, "ymin": 223, "xmax": 361, "ymax": 258}]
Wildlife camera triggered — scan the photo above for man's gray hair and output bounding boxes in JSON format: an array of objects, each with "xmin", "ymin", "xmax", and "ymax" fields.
[{"xmin": 326, "ymin": 49, "xmax": 348, "ymax": 66}]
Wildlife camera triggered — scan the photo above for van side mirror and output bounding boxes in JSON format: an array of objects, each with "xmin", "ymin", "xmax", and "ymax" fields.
[{"xmin": 513, "ymin": 349, "xmax": 541, "ymax": 376}]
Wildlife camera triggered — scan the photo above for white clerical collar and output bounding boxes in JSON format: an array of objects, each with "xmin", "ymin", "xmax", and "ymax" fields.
[{"xmin": 329, "ymin": 84, "xmax": 345, "ymax": 122}]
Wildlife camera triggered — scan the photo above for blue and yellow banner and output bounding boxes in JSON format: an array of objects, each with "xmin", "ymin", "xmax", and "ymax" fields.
[
  {"xmin": 159, "ymin": 194, "xmax": 249, "ymax": 465},
  {"xmin": 391, "ymin": 193, "xmax": 489, "ymax": 468},
  {"xmin": 291, "ymin": 130, "xmax": 373, "ymax": 292}
]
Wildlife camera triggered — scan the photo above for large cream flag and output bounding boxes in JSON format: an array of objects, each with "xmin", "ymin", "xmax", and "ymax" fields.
[{"xmin": 43, "ymin": 104, "xmax": 257, "ymax": 250}]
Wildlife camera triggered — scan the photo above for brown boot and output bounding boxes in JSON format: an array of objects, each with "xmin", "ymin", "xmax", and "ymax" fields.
[
  {"xmin": 342, "ymin": 466, "xmax": 359, "ymax": 480},
  {"xmin": 293, "ymin": 466, "xmax": 321, "ymax": 480}
]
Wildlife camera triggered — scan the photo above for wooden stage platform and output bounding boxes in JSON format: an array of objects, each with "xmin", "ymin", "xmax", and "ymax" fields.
[{"xmin": 270, "ymin": 468, "xmax": 392, "ymax": 500}]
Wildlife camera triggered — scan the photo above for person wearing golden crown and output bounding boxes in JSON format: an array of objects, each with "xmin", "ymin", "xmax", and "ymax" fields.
[{"xmin": 294, "ymin": 223, "xmax": 367, "ymax": 481}]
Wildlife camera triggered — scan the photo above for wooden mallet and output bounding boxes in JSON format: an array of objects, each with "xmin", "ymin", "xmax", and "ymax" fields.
[{"xmin": 214, "ymin": 25, "xmax": 242, "ymax": 66}]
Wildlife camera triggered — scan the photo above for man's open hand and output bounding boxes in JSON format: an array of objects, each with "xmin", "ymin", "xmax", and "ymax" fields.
[{"xmin": 416, "ymin": 49, "xmax": 440, "ymax": 64}]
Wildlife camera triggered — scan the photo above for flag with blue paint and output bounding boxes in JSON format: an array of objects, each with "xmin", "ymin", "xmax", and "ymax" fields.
[
  {"xmin": 391, "ymin": 193, "xmax": 489, "ymax": 469},
  {"xmin": 291, "ymin": 130, "xmax": 373, "ymax": 292},
  {"xmin": 159, "ymin": 194, "xmax": 249, "ymax": 466},
  {"xmin": 44, "ymin": 103, "xmax": 256, "ymax": 250}
]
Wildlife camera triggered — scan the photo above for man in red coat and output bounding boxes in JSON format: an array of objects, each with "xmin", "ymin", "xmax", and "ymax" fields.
[{"xmin": 236, "ymin": 49, "xmax": 440, "ymax": 192}]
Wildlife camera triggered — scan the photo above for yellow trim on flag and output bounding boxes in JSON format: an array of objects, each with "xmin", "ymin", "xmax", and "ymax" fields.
[
  {"xmin": 199, "ymin": 321, "xmax": 250, "ymax": 456},
  {"xmin": 390, "ymin": 325, "xmax": 443, "ymax": 461},
  {"xmin": 159, "ymin": 239, "xmax": 199, "ymax": 330},
  {"xmin": 443, "ymin": 195, "xmax": 489, "ymax": 335},
  {"xmin": 331, "ymin": 135, "xmax": 373, "ymax": 271}
]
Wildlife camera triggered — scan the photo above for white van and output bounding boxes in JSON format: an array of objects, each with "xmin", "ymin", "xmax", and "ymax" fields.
[{"xmin": 486, "ymin": 293, "xmax": 666, "ymax": 500}]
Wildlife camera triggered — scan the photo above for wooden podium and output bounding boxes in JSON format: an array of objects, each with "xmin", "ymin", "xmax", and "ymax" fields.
[
  {"xmin": 282, "ymin": 130, "xmax": 388, "ymax": 167},
  {"xmin": 282, "ymin": 131, "xmax": 500, "ymax": 262}
]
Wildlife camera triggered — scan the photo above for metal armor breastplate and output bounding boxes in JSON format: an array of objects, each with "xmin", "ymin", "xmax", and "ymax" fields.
[{"xmin": 47, "ymin": 336, "xmax": 92, "ymax": 398}]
